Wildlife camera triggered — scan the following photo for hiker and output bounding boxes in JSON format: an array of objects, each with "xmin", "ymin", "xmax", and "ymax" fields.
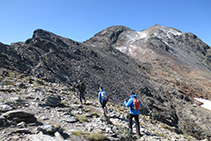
[
  {"xmin": 98, "ymin": 86, "xmax": 108, "ymax": 114},
  {"xmin": 36, "ymin": 73, "xmax": 40, "ymax": 78},
  {"xmin": 26, "ymin": 69, "xmax": 30, "ymax": 75},
  {"xmin": 124, "ymin": 92, "xmax": 141, "ymax": 137},
  {"xmin": 75, "ymin": 81, "xmax": 86, "ymax": 104}
]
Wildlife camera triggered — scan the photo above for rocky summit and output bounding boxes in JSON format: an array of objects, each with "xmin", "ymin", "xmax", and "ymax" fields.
[{"xmin": 0, "ymin": 25, "xmax": 211, "ymax": 140}]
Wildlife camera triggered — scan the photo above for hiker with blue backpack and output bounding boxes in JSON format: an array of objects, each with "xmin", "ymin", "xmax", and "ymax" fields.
[
  {"xmin": 98, "ymin": 86, "xmax": 108, "ymax": 114},
  {"xmin": 124, "ymin": 92, "xmax": 142, "ymax": 137}
]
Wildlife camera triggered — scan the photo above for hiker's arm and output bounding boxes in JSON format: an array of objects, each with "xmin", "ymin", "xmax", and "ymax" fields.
[
  {"xmin": 124, "ymin": 99, "xmax": 132, "ymax": 108},
  {"xmin": 98, "ymin": 92, "xmax": 101, "ymax": 102},
  {"xmin": 75, "ymin": 84, "xmax": 79, "ymax": 89}
]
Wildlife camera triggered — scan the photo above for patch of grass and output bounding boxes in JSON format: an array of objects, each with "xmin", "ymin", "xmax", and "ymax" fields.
[
  {"xmin": 77, "ymin": 114, "xmax": 88, "ymax": 123},
  {"xmin": 154, "ymin": 132, "xmax": 166, "ymax": 138},
  {"xmin": 71, "ymin": 131, "xmax": 106, "ymax": 141},
  {"xmin": 86, "ymin": 132, "xmax": 106, "ymax": 141},
  {"xmin": 72, "ymin": 131, "xmax": 86, "ymax": 137},
  {"xmin": 83, "ymin": 108, "xmax": 91, "ymax": 113},
  {"xmin": 2, "ymin": 80, "xmax": 14, "ymax": 86},
  {"xmin": 183, "ymin": 134, "xmax": 194, "ymax": 141},
  {"xmin": 108, "ymin": 105, "xmax": 120, "ymax": 113},
  {"xmin": 161, "ymin": 124, "xmax": 177, "ymax": 133},
  {"xmin": 92, "ymin": 112, "xmax": 100, "ymax": 118},
  {"xmin": 61, "ymin": 101, "xmax": 71, "ymax": 106},
  {"xmin": 120, "ymin": 127, "xmax": 130, "ymax": 135}
]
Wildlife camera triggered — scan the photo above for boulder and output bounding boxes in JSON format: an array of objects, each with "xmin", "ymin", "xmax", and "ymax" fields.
[
  {"xmin": 2, "ymin": 110, "xmax": 36, "ymax": 124},
  {"xmin": 9, "ymin": 96, "xmax": 28, "ymax": 106},
  {"xmin": 64, "ymin": 116, "xmax": 78, "ymax": 123},
  {"xmin": 0, "ymin": 104, "xmax": 13, "ymax": 112},
  {"xmin": 27, "ymin": 132, "xmax": 59, "ymax": 141},
  {"xmin": 37, "ymin": 124, "xmax": 57, "ymax": 134},
  {"xmin": 2, "ymin": 110, "xmax": 34, "ymax": 118},
  {"xmin": 44, "ymin": 94, "xmax": 61, "ymax": 107}
]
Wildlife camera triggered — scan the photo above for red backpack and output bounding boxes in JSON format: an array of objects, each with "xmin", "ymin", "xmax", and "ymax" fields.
[{"xmin": 133, "ymin": 98, "xmax": 140, "ymax": 110}]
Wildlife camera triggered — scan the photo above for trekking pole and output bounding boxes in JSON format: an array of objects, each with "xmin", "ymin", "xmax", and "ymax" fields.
[
  {"xmin": 123, "ymin": 99, "xmax": 126, "ymax": 119},
  {"xmin": 123, "ymin": 104, "xmax": 125, "ymax": 118}
]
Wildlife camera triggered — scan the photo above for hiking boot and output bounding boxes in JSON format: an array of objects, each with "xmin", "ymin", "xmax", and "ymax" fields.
[{"xmin": 136, "ymin": 133, "xmax": 142, "ymax": 138}]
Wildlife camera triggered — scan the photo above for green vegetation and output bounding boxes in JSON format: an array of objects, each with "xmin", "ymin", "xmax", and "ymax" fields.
[
  {"xmin": 161, "ymin": 124, "xmax": 177, "ymax": 133},
  {"xmin": 77, "ymin": 114, "xmax": 88, "ymax": 123},
  {"xmin": 92, "ymin": 112, "xmax": 100, "ymax": 118},
  {"xmin": 183, "ymin": 134, "xmax": 195, "ymax": 141},
  {"xmin": 86, "ymin": 132, "xmax": 106, "ymax": 141},
  {"xmin": 83, "ymin": 108, "xmax": 91, "ymax": 113},
  {"xmin": 154, "ymin": 132, "xmax": 166, "ymax": 138},
  {"xmin": 72, "ymin": 130, "xmax": 85, "ymax": 136},
  {"xmin": 71, "ymin": 131, "xmax": 106, "ymax": 141}
]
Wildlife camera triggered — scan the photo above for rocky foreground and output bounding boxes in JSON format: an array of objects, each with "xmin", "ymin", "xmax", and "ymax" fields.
[{"xmin": 0, "ymin": 70, "xmax": 203, "ymax": 141}]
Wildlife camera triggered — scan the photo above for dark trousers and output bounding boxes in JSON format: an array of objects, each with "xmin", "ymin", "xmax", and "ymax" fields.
[
  {"xmin": 100, "ymin": 101, "xmax": 107, "ymax": 109},
  {"xmin": 80, "ymin": 91, "xmax": 86, "ymax": 104},
  {"xmin": 129, "ymin": 114, "xmax": 141, "ymax": 136},
  {"xmin": 100, "ymin": 101, "xmax": 107, "ymax": 114}
]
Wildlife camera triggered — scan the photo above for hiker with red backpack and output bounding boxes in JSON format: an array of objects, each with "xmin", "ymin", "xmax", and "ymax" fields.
[
  {"xmin": 124, "ymin": 92, "xmax": 141, "ymax": 137},
  {"xmin": 98, "ymin": 86, "xmax": 108, "ymax": 114}
]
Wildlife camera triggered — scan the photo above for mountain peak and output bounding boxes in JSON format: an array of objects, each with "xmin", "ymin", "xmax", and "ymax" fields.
[
  {"xmin": 84, "ymin": 26, "xmax": 133, "ymax": 45},
  {"xmin": 138, "ymin": 24, "xmax": 182, "ymax": 39},
  {"xmin": 32, "ymin": 29, "xmax": 52, "ymax": 39}
]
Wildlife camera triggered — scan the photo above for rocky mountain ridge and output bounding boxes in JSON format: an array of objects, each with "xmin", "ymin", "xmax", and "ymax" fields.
[
  {"xmin": 86, "ymin": 25, "xmax": 211, "ymax": 71},
  {"xmin": 0, "ymin": 25, "xmax": 211, "ymax": 140}
]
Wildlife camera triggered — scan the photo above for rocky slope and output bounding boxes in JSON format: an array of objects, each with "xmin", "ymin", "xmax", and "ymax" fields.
[
  {"xmin": 0, "ymin": 25, "xmax": 211, "ymax": 140},
  {"xmin": 0, "ymin": 70, "xmax": 198, "ymax": 141}
]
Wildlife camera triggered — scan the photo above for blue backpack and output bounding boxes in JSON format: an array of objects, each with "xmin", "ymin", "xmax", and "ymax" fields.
[{"xmin": 101, "ymin": 91, "xmax": 107, "ymax": 100}]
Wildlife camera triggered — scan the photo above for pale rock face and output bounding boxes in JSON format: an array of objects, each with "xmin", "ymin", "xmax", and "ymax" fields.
[{"xmin": 115, "ymin": 25, "xmax": 210, "ymax": 72}]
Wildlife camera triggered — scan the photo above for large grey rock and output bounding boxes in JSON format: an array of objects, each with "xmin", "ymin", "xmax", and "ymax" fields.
[
  {"xmin": 44, "ymin": 94, "xmax": 61, "ymax": 107},
  {"xmin": 2, "ymin": 110, "xmax": 36, "ymax": 124},
  {"xmin": 37, "ymin": 124, "xmax": 57, "ymax": 134},
  {"xmin": 2, "ymin": 110, "xmax": 34, "ymax": 118},
  {"xmin": 63, "ymin": 116, "xmax": 78, "ymax": 123},
  {"xmin": 27, "ymin": 132, "xmax": 59, "ymax": 141},
  {"xmin": 9, "ymin": 96, "xmax": 28, "ymax": 106},
  {"xmin": 0, "ymin": 104, "xmax": 13, "ymax": 112}
]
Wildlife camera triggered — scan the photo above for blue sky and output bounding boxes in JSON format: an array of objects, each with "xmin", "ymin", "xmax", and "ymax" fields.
[{"xmin": 0, "ymin": 0, "xmax": 210, "ymax": 46}]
